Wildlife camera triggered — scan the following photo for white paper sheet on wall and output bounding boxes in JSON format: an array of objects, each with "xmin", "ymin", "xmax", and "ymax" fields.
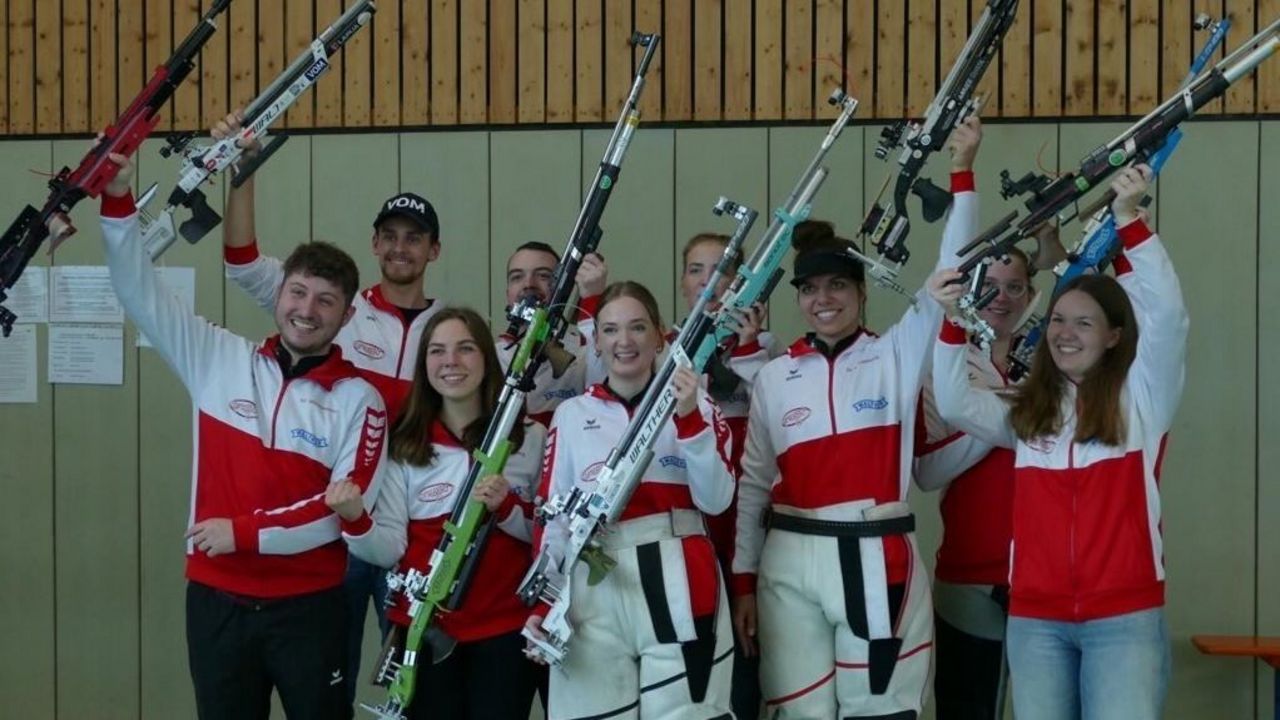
[
  {"xmin": 49, "ymin": 266, "xmax": 124, "ymax": 324},
  {"xmin": 48, "ymin": 323, "xmax": 124, "ymax": 386},
  {"xmin": 0, "ymin": 325, "xmax": 38, "ymax": 403},
  {"xmin": 137, "ymin": 267, "xmax": 196, "ymax": 348},
  {"xmin": 7, "ymin": 267, "xmax": 49, "ymax": 324}
]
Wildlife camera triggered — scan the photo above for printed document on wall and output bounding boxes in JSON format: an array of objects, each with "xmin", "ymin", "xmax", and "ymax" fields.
[
  {"xmin": 0, "ymin": 325, "xmax": 38, "ymax": 403},
  {"xmin": 48, "ymin": 323, "xmax": 124, "ymax": 386},
  {"xmin": 7, "ymin": 267, "xmax": 49, "ymax": 323},
  {"xmin": 49, "ymin": 266, "xmax": 124, "ymax": 324}
]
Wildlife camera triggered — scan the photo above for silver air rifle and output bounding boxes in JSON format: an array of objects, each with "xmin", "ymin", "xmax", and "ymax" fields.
[
  {"xmin": 362, "ymin": 32, "xmax": 661, "ymax": 720},
  {"xmin": 518, "ymin": 90, "xmax": 860, "ymax": 666},
  {"xmin": 139, "ymin": 0, "xmax": 375, "ymax": 259}
]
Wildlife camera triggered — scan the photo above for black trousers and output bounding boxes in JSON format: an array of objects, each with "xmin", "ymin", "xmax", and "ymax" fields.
[
  {"xmin": 406, "ymin": 629, "xmax": 539, "ymax": 720},
  {"xmin": 933, "ymin": 615, "xmax": 1006, "ymax": 720},
  {"xmin": 186, "ymin": 581, "xmax": 349, "ymax": 720}
]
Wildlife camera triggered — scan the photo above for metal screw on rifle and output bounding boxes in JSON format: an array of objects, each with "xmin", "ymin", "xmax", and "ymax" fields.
[{"xmin": 827, "ymin": 88, "xmax": 848, "ymax": 106}]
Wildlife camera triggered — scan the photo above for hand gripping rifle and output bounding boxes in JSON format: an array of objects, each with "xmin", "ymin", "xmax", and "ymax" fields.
[
  {"xmin": 947, "ymin": 15, "xmax": 1279, "ymax": 355},
  {"xmin": 1004, "ymin": 13, "xmax": 1232, "ymax": 380},
  {"xmin": 517, "ymin": 90, "xmax": 860, "ymax": 666},
  {"xmin": 361, "ymin": 32, "xmax": 660, "ymax": 720},
  {"xmin": 140, "ymin": 0, "xmax": 375, "ymax": 259},
  {"xmin": 857, "ymin": 0, "xmax": 1017, "ymax": 281},
  {"xmin": 0, "ymin": 0, "xmax": 232, "ymax": 335}
]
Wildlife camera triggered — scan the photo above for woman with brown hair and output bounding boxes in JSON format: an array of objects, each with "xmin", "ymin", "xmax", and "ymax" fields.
[
  {"xmin": 325, "ymin": 307, "xmax": 546, "ymax": 719},
  {"xmin": 928, "ymin": 164, "xmax": 1188, "ymax": 719},
  {"xmin": 524, "ymin": 280, "xmax": 736, "ymax": 719}
]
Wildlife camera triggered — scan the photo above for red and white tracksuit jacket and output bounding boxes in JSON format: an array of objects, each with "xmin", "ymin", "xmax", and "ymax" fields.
[
  {"xmin": 225, "ymin": 242, "xmax": 440, "ymax": 418},
  {"xmin": 915, "ymin": 343, "xmax": 1015, "ymax": 586},
  {"xmin": 342, "ymin": 419, "xmax": 546, "ymax": 641},
  {"xmin": 101, "ymin": 194, "xmax": 387, "ymax": 598},
  {"xmin": 931, "ymin": 218, "xmax": 1188, "ymax": 622}
]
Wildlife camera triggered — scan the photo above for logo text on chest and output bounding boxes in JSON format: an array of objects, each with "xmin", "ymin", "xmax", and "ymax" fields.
[
  {"xmin": 852, "ymin": 396, "xmax": 889, "ymax": 412},
  {"xmin": 353, "ymin": 340, "xmax": 386, "ymax": 359},
  {"xmin": 291, "ymin": 428, "xmax": 330, "ymax": 448}
]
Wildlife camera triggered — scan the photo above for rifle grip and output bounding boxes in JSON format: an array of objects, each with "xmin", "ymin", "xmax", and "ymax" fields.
[
  {"xmin": 231, "ymin": 134, "xmax": 290, "ymax": 189},
  {"xmin": 911, "ymin": 177, "xmax": 953, "ymax": 223}
]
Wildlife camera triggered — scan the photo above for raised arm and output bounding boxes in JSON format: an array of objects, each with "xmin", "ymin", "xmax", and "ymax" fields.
[
  {"xmin": 214, "ymin": 111, "xmax": 282, "ymax": 312},
  {"xmin": 913, "ymin": 383, "xmax": 997, "ymax": 492}
]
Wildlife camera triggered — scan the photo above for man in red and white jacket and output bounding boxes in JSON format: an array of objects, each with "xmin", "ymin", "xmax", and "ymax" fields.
[{"xmin": 98, "ymin": 154, "xmax": 386, "ymax": 720}]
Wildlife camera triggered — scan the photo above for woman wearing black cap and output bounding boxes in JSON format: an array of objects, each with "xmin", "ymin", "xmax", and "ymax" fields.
[{"xmin": 729, "ymin": 118, "xmax": 983, "ymax": 718}]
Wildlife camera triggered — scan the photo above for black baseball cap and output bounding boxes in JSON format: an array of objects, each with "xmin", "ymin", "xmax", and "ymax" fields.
[
  {"xmin": 373, "ymin": 192, "xmax": 440, "ymax": 239},
  {"xmin": 790, "ymin": 248, "xmax": 865, "ymax": 287}
]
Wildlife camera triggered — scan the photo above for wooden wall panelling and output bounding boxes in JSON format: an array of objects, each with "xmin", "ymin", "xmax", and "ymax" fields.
[
  {"xmin": 674, "ymin": 127, "xmax": 767, "ymax": 323},
  {"xmin": 172, "ymin": 0, "xmax": 201, "ymax": 130},
  {"xmin": 374, "ymin": 0, "xmax": 403, "ymax": 126},
  {"xmin": 33, "ymin": 0, "xmax": 60, "ymax": 132},
  {"xmin": 0, "ymin": 140, "xmax": 56, "ymax": 718},
  {"xmin": 606, "ymin": 0, "xmax": 636, "ymax": 116},
  {"xmin": 403, "ymin": 0, "xmax": 431, "ymax": 125},
  {"xmin": 400, "ymin": 132, "xmax": 491, "ymax": 314},
  {"xmin": 64, "ymin": 0, "xmax": 91, "ymax": 133},
  {"xmin": 905, "ymin": 0, "xmax": 936, "ymax": 116},
  {"xmin": 694, "ymin": 0, "xmax": 723, "ymax": 120},
  {"xmin": 1129, "ymin": 0, "xmax": 1160, "ymax": 113},
  {"xmin": 581, "ymin": 127, "xmax": 676, "ymax": 320},
  {"xmin": 490, "ymin": 0, "xmax": 518, "ymax": 124},
  {"xmin": 343, "ymin": 0, "xmax": 374, "ymax": 125},
  {"xmin": 1147, "ymin": 119, "xmax": 1259, "ymax": 718},
  {"xmin": 283, "ymin": 0, "xmax": 316, "ymax": 128},
  {"xmin": 314, "ymin": 0, "xmax": 344, "ymax": 126},
  {"xmin": 577, "ymin": 0, "xmax": 605, "ymax": 122},
  {"xmin": 971, "ymin": 2, "xmax": 999, "ymax": 113},
  {"xmin": 1162, "ymin": 1, "xmax": 1193, "ymax": 105},
  {"xmin": 459, "ymin": 0, "xmax": 488, "ymax": 124},
  {"xmin": 874, "ymin": 0, "xmax": 905, "ymax": 118},
  {"xmin": 1032, "ymin": 0, "xmax": 1062, "ymax": 116},
  {"xmin": 1063, "ymin": 0, "xmax": 1094, "ymax": 116},
  {"xmin": 135, "ymin": 138, "xmax": 224, "ymax": 720},
  {"xmin": 229, "ymin": 0, "xmax": 257, "ymax": 109},
  {"xmin": 51, "ymin": 139, "xmax": 140, "ymax": 720},
  {"xmin": 432, "ymin": 0, "xmax": 459, "ymax": 124},
  {"xmin": 87, "ymin": 0, "xmax": 110, "ymax": 131},
  {"xmin": 815, "ymin": 0, "xmax": 844, "ymax": 104},
  {"xmin": 143, "ymin": 0, "xmax": 173, "ymax": 132},
  {"xmin": 1262, "ymin": 0, "xmax": 1280, "ymax": 113},
  {"xmin": 1096, "ymin": 0, "xmax": 1125, "ymax": 114},
  {"xmin": 635, "ymin": 0, "xmax": 663, "ymax": 119},
  {"xmin": 1194, "ymin": 0, "xmax": 1224, "ymax": 113},
  {"xmin": 117, "ymin": 0, "xmax": 145, "ymax": 118},
  {"xmin": 724, "ymin": 0, "xmax": 752, "ymax": 119},
  {"xmin": 937, "ymin": 0, "xmax": 967, "ymax": 93},
  {"xmin": 202, "ymin": 0, "xmax": 230, "ymax": 126},
  {"xmin": 546, "ymin": 0, "xmax": 574, "ymax": 122},
  {"xmin": 769, "ymin": 124, "xmax": 862, "ymax": 344},
  {"xmin": 664, "ymin": 0, "xmax": 693, "ymax": 121},
  {"xmin": 1225, "ymin": 0, "xmax": 1258, "ymax": 113},
  {"xmin": 518, "ymin": 0, "xmax": 547, "ymax": 123},
  {"xmin": 0, "ymin": 0, "xmax": 8, "ymax": 131},
  {"xmin": 784, "ymin": 0, "xmax": 814, "ymax": 120},
  {"xmin": 1001, "ymin": 0, "xmax": 1032, "ymax": 116},
  {"xmin": 488, "ymin": 130, "xmax": 581, "ymax": 327},
  {"xmin": 755, "ymin": 0, "xmax": 783, "ymax": 120}
]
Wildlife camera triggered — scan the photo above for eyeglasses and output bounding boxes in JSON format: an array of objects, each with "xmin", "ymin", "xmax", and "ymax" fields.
[{"xmin": 979, "ymin": 280, "xmax": 1030, "ymax": 299}]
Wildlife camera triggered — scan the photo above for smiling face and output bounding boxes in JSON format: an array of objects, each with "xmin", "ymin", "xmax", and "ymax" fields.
[
  {"xmin": 681, "ymin": 239, "xmax": 734, "ymax": 312},
  {"xmin": 595, "ymin": 295, "xmax": 663, "ymax": 384},
  {"xmin": 977, "ymin": 254, "xmax": 1033, "ymax": 340},
  {"xmin": 796, "ymin": 272, "xmax": 865, "ymax": 346},
  {"xmin": 273, "ymin": 272, "xmax": 355, "ymax": 358},
  {"xmin": 506, "ymin": 247, "xmax": 559, "ymax": 306},
  {"xmin": 372, "ymin": 216, "xmax": 439, "ymax": 287},
  {"xmin": 424, "ymin": 318, "xmax": 486, "ymax": 402},
  {"xmin": 1046, "ymin": 289, "xmax": 1122, "ymax": 383}
]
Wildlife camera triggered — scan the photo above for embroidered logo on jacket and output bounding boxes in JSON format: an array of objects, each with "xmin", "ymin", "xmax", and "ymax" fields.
[
  {"xmin": 658, "ymin": 455, "xmax": 687, "ymax": 469},
  {"xmin": 853, "ymin": 396, "xmax": 889, "ymax": 412},
  {"xmin": 1027, "ymin": 437, "xmax": 1057, "ymax": 454},
  {"xmin": 582, "ymin": 418, "xmax": 600, "ymax": 431},
  {"xmin": 353, "ymin": 340, "xmax": 386, "ymax": 359},
  {"xmin": 782, "ymin": 406, "xmax": 811, "ymax": 427},
  {"xmin": 543, "ymin": 388, "xmax": 577, "ymax": 401},
  {"xmin": 582, "ymin": 461, "xmax": 605, "ymax": 483},
  {"xmin": 291, "ymin": 428, "xmax": 330, "ymax": 448},
  {"xmin": 228, "ymin": 399, "xmax": 258, "ymax": 419},
  {"xmin": 785, "ymin": 368, "xmax": 802, "ymax": 381},
  {"xmin": 419, "ymin": 483, "xmax": 454, "ymax": 502}
]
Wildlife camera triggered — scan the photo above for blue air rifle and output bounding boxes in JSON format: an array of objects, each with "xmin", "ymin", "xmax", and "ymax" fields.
[
  {"xmin": 0, "ymin": 0, "xmax": 232, "ymax": 335},
  {"xmin": 361, "ymin": 32, "xmax": 661, "ymax": 720},
  {"xmin": 854, "ymin": 0, "xmax": 1018, "ymax": 296},
  {"xmin": 949, "ymin": 14, "xmax": 1277, "ymax": 353},
  {"xmin": 518, "ymin": 89, "xmax": 860, "ymax": 666},
  {"xmin": 1003, "ymin": 13, "xmax": 1231, "ymax": 380},
  {"xmin": 139, "ymin": 0, "xmax": 376, "ymax": 259}
]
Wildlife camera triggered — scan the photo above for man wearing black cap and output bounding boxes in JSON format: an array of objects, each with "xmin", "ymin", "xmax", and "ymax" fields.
[{"xmin": 212, "ymin": 111, "xmax": 443, "ymax": 717}]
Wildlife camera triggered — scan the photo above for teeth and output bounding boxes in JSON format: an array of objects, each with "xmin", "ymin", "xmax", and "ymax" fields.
[
  {"xmin": 291, "ymin": 319, "xmax": 317, "ymax": 330},
  {"xmin": 816, "ymin": 310, "xmax": 838, "ymax": 320}
]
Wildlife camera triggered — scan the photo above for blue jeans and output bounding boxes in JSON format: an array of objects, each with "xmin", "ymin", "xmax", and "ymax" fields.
[
  {"xmin": 1006, "ymin": 608, "xmax": 1170, "ymax": 720},
  {"xmin": 344, "ymin": 556, "xmax": 392, "ymax": 708}
]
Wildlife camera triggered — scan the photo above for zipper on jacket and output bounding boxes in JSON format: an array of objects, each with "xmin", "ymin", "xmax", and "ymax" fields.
[
  {"xmin": 393, "ymin": 313, "xmax": 414, "ymax": 379},
  {"xmin": 1068, "ymin": 440, "xmax": 1079, "ymax": 619},
  {"xmin": 269, "ymin": 379, "xmax": 294, "ymax": 446},
  {"xmin": 826, "ymin": 357, "xmax": 837, "ymax": 435}
]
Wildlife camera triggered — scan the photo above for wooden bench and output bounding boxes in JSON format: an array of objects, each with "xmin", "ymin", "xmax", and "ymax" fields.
[{"xmin": 1192, "ymin": 635, "xmax": 1280, "ymax": 719}]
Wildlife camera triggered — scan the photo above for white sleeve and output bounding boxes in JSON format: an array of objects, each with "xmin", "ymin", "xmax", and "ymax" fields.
[
  {"xmin": 912, "ymin": 382, "xmax": 996, "ymax": 492},
  {"xmin": 224, "ymin": 244, "xmax": 285, "ymax": 312},
  {"xmin": 344, "ymin": 460, "xmax": 410, "ymax": 569},
  {"xmin": 674, "ymin": 391, "xmax": 735, "ymax": 515},
  {"xmin": 932, "ymin": 323, "xmax": 1018, "ymax": 450},
  {"xmin": 493, "ymin": 421, "xmax": 548, "ymax": 543},
  {"xmin": 732, "ymin": 369, "xmax": 778, "ymax": 593}
]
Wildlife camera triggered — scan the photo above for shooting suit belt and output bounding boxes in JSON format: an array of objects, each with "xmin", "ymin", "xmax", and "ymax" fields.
[{"xmin": 766, "ymin": 502, "xmax": 915, "ymax": 695}]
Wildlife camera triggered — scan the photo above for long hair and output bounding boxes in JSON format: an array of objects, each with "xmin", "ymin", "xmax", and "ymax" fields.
[
  {"xmin": 1008, "ymin": 274, "xmax": 1139, "ymax": 445},
  {"xmin": 388, "ymin": 307, "xmax": 524, "ymax": 466}
]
